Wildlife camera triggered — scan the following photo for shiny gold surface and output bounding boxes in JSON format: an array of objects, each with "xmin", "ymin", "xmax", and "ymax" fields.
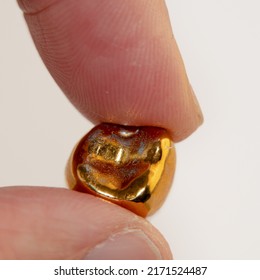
[{"xmin": 67, "ymin": 123, "xmax": 176, "ymax": 217}]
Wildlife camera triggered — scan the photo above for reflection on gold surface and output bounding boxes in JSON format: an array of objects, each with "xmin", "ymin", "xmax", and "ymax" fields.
[{"xmin": 67, "ymin": 123, "xmax": 176, "ymax": 217}]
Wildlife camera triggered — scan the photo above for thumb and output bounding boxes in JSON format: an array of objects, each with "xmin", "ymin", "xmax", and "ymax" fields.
[{"xmin": 0, "ymin": 187, "xmax": 172, "ymax": 259}]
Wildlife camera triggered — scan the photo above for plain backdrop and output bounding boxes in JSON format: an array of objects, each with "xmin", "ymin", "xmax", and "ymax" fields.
[{"xmin": 1, "ymin": 0, "xmax": 260, "ymax": 259}]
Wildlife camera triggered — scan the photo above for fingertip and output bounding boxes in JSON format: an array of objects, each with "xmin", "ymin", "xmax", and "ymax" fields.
[
  {"xmin": 0, "ymin": 186, "xmax": 172, "ymax": 259},
  {"xmin": 18, "ymin": 0, "xmax": 203, "ymax": 142}
]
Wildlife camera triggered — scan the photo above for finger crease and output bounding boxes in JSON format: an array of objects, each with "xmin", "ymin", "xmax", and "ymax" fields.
[{"xmin": 20, "ymin": 0, "xmax": 61, "ymax": 16}]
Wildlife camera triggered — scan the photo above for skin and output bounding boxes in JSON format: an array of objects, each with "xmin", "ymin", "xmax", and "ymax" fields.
[{"xmin": 0, "ymin": 0, "xmax": 203, "ymax": 259}]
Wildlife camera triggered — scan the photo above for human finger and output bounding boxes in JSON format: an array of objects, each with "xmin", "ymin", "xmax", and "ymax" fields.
[
  {"xmin": 18, "ymin": 0, "xmax": 203, "ymax": 142},
  {"xmin": 0, "ymin": 186, "xmax": 172, "ymax": 259}
]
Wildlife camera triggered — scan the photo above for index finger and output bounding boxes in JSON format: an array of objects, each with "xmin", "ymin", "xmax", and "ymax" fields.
[{"xmin": 18, "ymin": 0, "xmax": 203, "ymax": 142}]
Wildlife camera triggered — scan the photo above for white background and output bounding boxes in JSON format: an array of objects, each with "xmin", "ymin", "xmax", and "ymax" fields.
[{"xmin": 1, "ymin": 0, "xmax": 260, "ymax": 259}]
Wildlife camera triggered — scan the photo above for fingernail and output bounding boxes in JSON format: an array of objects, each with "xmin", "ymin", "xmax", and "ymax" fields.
[{"xmin": 84, "ymin": 229, "xmax": 163, "ymax": 260}]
